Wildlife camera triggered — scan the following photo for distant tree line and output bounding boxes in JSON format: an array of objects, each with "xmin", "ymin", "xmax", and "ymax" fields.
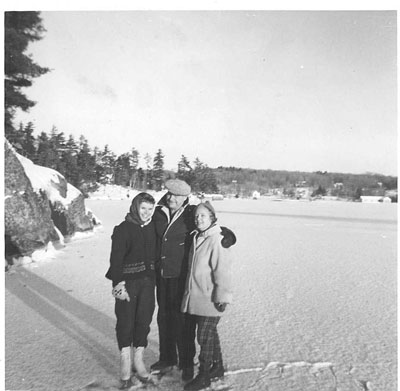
[
  {"xmin": 213, "ymin": 167, "xmax": 397, "ymax": 201},
  {"xmin": 6, "ymin": 122, "xmax": 397, "ymax": 201},
  {"xmin": 5, "ymin": 122, "xmax": 220, "ymax": 195}
]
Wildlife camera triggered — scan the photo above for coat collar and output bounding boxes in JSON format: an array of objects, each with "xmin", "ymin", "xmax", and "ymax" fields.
[
  {"xmin": 192, "ymin": 224, "xmax": 221, "ymax": 239},
  {"xmin": 157, "ymin": 194, "xmax": 189, "ymax": 225}
]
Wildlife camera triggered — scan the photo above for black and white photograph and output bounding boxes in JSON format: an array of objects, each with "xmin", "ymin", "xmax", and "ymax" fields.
[{"xmin": 3, "ymin": 2, "xmax": 397, "ymax": 391}]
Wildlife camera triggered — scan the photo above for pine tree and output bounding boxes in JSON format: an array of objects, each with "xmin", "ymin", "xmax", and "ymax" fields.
[
  {"xmin": 8, "ymin": 122, "xmax": 25, "ymax": 153},
  {"xmin": 137, "ymin": 168, "xmax": 145, "ymax": 189},
  {"xmin": 99, "ymin": 145, "xmax": 116, "ymax": 184},
  {"xmin": 144, "ymin": 153, "xmax": 153, "ymax": 190},
  {"xmin": 153, "ymin": 149, "xmax": 165, "ymax": 191},
  {"xmin": 5, "ymin": 12, "xmax": 49, "ymax": 136},
  {"xmin": 114, "ymin": 153, "xmax": 131, "ymax": 186},
  {"xmin": 21, "ymin": 122, "xmax": 36, "ymax": 160},
  {"xmin": 38, "ymin": 130, "xmax": 60, "ymax": 170},
  {"xmin": 62, "ymin": 135, "xmax": 80, "ymax": 187},
  {"xmin": 48, "ymin": 126, "xmax": 65, "ymax": 173},
  {"xmin": 77, "ymin": 135, "xmax": 96, "ymax": 190},
  {"xmin": 93, "ymin": 146, "xmax": 104, "ymax": 184},
  {"xmin": 191, "ymin": 157, "xmax": 219, "ymax": 193},
  {"xmin": 35, "ymin": 131, "xmax": 51, "ymax": 166},
  {"xmin": 177, "ymin": 155, "xmax": 194, "ymax": 185},
  {"xmin": 129, "ymin": 148, "xmax": 140, "ymax": 188}
]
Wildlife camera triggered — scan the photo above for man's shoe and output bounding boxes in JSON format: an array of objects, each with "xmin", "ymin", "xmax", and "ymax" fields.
[
  {"xmin": 209, "ymin": 361, "xmax": 224, "ymax": 380},
  {"xmin": 119, "ymin": 378, "xmax": 132, "ymax": 389},
  {"xmin": 184, "ymin": 371, "xmax": 211, "ymax": 391},
  {"xmin": 150, "ymin": 360, "xmax": 175, "ymax": 373},
  {"xmin": 182, "ymin": 366, "xmax": 194, "ymax": 381}
]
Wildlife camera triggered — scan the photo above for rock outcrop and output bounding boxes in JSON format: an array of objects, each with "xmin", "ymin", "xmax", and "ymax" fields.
[{"xmin": 4, "ymin": 140, "xmax": 95, "ymax": 263}]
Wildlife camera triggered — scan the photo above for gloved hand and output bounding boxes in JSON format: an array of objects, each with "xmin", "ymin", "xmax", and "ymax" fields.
[
  {"xmin": 220, "ymin": 226, "xmax": 237, "ymax": 248},
  {"xmin": 112, "ymin": 281, "xmax": 130, "ymax": 302},
  {"xmin": 214, "ymin": 302, "xmax": 227, "ymax": 312}
]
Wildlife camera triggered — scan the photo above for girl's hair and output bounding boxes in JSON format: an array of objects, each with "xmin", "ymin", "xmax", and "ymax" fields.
[
  {"xmin": 136, "ymin": 192, "xmax": 155, "ymax": 205},
  {"xmin": 196, "ymin": 201, "xmax": 217, "ymax": 224}
]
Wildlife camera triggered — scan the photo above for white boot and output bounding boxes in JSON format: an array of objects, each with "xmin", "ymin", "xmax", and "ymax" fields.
[
  {"xmin": 133, "ymin": 346, "xmax": 150, "ymax": 381},
  {"xmin": 120, "ymin": 347, "xmax": 131, "ymax": 381}
]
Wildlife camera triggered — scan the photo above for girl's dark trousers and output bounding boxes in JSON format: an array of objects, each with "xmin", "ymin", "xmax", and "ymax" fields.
[{"xmin": 115, "ymin": 277, "xmax": 155, "ymax": 350}]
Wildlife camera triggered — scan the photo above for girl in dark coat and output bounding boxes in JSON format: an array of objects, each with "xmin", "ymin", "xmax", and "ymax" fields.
[{"xmin": 106, "ymin": 192, "xmax": 157, "ymax": 388}]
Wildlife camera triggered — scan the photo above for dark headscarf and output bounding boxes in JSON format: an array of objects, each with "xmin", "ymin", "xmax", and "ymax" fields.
[{"xmin": 125, "ymin": 192, "xmax": 155, "ymax": 226}]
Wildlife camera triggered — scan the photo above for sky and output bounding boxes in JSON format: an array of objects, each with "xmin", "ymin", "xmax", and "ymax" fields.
[{"xmin": 7, "ymin": 3, "xmax": 398, "ymax": 176}]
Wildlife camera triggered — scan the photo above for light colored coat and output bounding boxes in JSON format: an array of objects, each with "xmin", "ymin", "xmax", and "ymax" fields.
[{"xmin": 181, "ymin": 224, "xmax": 233, "ymax": 317}]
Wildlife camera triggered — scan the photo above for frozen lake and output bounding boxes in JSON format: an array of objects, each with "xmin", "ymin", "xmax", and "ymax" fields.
[
  {"xmin": 211, "ymin": 199, "xmax": 397, "ymax": 390},
  {"xmin": 5, "ymin": 198, "xmax": 397, "ymax": 390}
]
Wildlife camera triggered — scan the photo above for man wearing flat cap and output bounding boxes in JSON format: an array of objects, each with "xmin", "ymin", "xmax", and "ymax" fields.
[
  {"xmin": 151, "ymin": 179, "xmax": 236, "ymax": 382},
  {"xmin": 151, "ymin": 179, "xmax": 197, "ymax": 380}
]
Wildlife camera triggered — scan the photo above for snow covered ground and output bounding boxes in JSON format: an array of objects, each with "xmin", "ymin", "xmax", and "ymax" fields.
[{"xmin": 5, "ymin": 197, "xmax": 397, "ymax": 391}]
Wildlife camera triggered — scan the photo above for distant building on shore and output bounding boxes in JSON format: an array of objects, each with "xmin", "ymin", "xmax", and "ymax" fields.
[
  {"xmin": 360, "ymin": 196, "xmax": 392, "ymax": 203},
  {"xmin": 252, "ymin": 190, "xmax": 260, "ymax": 199}
]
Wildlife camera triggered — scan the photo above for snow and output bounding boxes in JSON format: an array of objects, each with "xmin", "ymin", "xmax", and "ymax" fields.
[
  {"xmin": 88, "ymin": 184, "xmax": 166, "ymax": 202},
  {"xmin": 88, "ymin": 185, "xmax": 203, "ymax": 209},
  {"xmin": 16, "ymin": 153, "xmax": 81, "ymax": 205},
  {"xmin": 5, "ymin": 196, "xmax": 397, "ymax": 391},
  {"xmin": 89, "ymin": 184, "xmax": 140, "ymax": 201},
  {"xmin": 9, "ymin": 242, "xmax": 60, "ymax": 268},
  {"xmin": 54, "ymin": 226, "xmax": 65, "ymax": 245}
]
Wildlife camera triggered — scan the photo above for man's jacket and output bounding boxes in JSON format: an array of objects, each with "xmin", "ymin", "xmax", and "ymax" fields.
[
  {"xmin": 153, "ymin": 194, "xmax": 237, "ymax": 279},
  {"xmin": 153, "ymin": 196, "xmax": 196, "ymax": 279}
]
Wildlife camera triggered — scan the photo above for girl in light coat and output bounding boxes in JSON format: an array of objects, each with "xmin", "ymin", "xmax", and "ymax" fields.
[{"xmin": 181, "ymin": 201, "xmax": 233, "ymax": 391}]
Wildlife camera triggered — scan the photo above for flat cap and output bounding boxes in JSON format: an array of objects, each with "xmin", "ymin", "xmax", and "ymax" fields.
[{"xmin": 165, "ymin": 179, "xmax": 191, "ymax": 196}]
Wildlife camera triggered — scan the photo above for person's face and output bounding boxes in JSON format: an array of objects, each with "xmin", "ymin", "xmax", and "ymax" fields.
[
  {"xmin": 195, "ymin": 205, "xmax": 213, "ymax": 232},
  {"xmin": 166, "ymin": 193, "xmax": 186, "ymax": 212},
  {"xmin": 138, "ymin": 201, "xmax": 154, "ymax": 222}
]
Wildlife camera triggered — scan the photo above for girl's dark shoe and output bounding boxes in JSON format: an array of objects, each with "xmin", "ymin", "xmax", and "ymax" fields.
[
  {"xmin": 182, "ymin": 366, "xmax": 194, "ymax": 381},
  {"xmin": 183, "ymin": 371, "xmax": 211, "ymax": 391}
]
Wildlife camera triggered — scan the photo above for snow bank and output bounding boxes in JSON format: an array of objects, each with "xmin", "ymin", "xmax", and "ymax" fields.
[
  {"xmin": 88, "ymin": 184, "xmax": 139, "ymax": 200},
  {"xmin": 9, "ymin": 242, "xmax": 59, "ymax": 267},
  {"xmin": 16, "ymin": 153, "xmax": 81, "ymax": 205}
]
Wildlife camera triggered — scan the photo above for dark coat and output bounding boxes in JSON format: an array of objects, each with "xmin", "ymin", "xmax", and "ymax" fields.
[
  {"xmin": 153, "ymin": 196, "xmax": 196, "ymax": 279},
  {"xmin": 105, "ymin": 220, "xmax": 157, "ymax": 286}
]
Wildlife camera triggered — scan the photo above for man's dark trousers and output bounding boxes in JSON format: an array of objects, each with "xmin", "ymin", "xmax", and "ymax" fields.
[{"xmin": 156, "ymin": 273, "xmax": 196, "ymax": 368}]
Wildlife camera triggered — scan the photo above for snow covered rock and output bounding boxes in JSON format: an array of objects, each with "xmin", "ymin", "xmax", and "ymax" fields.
[
  {"xmin": 5, "ymin": 140, "xmax": 59, "ymax": 259},
  {"xmin": 4, "ymin": 140, "xmax": 95, "ymax": 262}
]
